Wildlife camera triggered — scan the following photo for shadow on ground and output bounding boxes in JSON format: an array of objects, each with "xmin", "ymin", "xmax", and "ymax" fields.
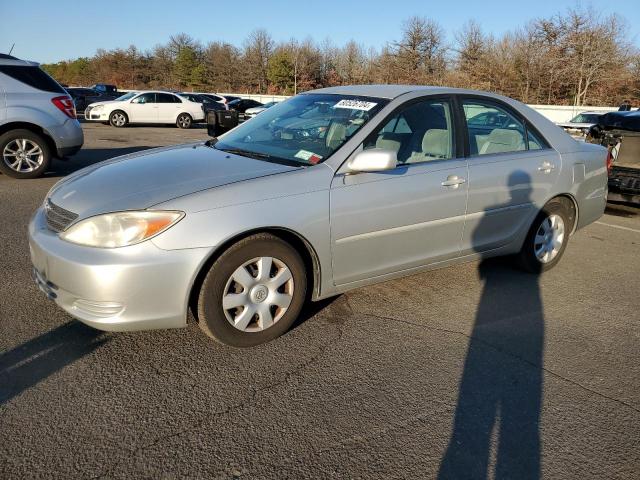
[{"xmin": 0, "ymin": 321, "xmax": 108, "ymax": 406}]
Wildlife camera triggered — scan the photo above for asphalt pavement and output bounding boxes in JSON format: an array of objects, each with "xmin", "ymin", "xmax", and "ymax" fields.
[{"xmin": 1, "ymin": 123, "xmax": 639, "ymax": 479}]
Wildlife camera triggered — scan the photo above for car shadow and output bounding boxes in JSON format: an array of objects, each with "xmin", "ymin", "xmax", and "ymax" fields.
[
  {"xmin": 438, "ymin": 171, "xmax": 544, "ymax": 479},
  {"xmin": 45, "ymin": 146, "xmax": 153, "ymax": 178},
  {"xmin": 0, "ymin": 321, "xmax": 109, "ymax": 406}
]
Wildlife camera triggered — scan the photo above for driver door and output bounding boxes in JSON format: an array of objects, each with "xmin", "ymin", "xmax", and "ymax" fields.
[
  {"xmin": 129, "ymin": 93, "xmax": 158, "ymax": 122},
  {"xmin": 330, "ymin": 97, "xmax": 469, "ymax": 285}
]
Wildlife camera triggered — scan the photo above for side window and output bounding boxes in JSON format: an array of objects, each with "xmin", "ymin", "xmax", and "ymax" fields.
[
  {"xmin": 463, "ymin": 100, "xmax": 526, "ymax": 155},
  {"xmin": 364, "ymin": 99, "xmax": 454, "ymax": 165},
  {"xmin": 157, "ymin": 93, "xmax": 180, "ymax": 103},
  {"xmin": 132, "ymin": 93, "xmax": 156, "ymax": 104},
  {"xmin": 527, "ymin": 128, "xmax": 546, "ymax": 150}
]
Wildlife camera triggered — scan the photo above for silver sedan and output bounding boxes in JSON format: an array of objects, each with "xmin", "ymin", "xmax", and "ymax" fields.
[{"xmin": 29, "ymin": 85, "xmax": 608, "ymax": 347}]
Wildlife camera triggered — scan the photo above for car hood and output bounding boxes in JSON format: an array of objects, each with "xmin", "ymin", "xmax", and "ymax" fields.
[
  {"xmin": 48, "ymin": 143, "xmax": 300, "ymax": 219},
  {"xmin": 86, "ymin": 100, "xmax": 125, "ymax": 109}
]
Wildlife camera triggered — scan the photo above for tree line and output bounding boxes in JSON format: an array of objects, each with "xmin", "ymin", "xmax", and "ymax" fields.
[{"xmin": 42, "ymin": 7, "xmax": 639, "ymax": 107}]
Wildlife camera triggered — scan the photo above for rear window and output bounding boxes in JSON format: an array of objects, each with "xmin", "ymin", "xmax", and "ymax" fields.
[{"xmin": 0, "ymin": 65, "xmax": 65, "ymax": 93}]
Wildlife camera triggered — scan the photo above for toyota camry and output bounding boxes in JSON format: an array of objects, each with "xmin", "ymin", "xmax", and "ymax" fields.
[{"xmin": 29, "ymin": 85, "xmax": 608, "ymax": 347}]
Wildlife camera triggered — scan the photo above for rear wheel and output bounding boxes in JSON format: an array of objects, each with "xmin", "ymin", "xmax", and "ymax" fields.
[
  {"xmin": 109, "ymin": 110, "xmax": 128, "ymax": 127},
  {"xmin": 176, "ymin": 113, "xmax": 192, "ymax": 129},
  {"xmin": 197, "ymin": 233, "xmax": 307, "ymax": 347},
  {"xmin": 0, "ymin": 129, "xmax": 51, "ymax": 179},
  {"xmin": 516, "ymin": 198, "xmax": 571, "ymax": 273}
]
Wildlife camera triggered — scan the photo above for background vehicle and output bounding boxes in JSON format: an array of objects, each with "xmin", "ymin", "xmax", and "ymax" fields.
[
  {"xmin": 90, "ymin": 83, "xmax": 119, "ymax": 95},
  {"xmin": 244, "ymin": 101, "xmax": 279, "ymax": 119},
  {"xmin": 30, "ymin": 86, "xmax": 607, "ymax": 347},
  {"xmin": 557, "ymin": 111, "xmax": 604, "ymax": 135},
  {"xmin": 227, "ymin": 98, "xmax": 263, "ymax": 121},
  {"xmin": 0, "ymin": 54, "xmax": 83, "ymax": 179},
  {"xmin": 65, "ymin": 87, "xmax": 121, "ymax": 113},
  {"xmin": 178, "ymin": 92, "xmax": 222, "ymax": 110},
  {"xmin": 85, "ymin": 90, "xmax": 205, "ymax": 129},
  {"xmin": 588, "ymin": 110, "xmax": 640, "ymax": 205}
]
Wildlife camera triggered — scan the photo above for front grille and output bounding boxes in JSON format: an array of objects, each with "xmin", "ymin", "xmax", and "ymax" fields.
[{"xmin": 45, "ymin": 199, "xmax": 78, "ymax": 233}]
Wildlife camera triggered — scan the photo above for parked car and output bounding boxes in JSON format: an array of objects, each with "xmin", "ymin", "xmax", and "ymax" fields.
[
  {"xmin": 84, "ymin": 90, "xmax": 205, "ymax": 129},
  {"xmin": 90, "ymin": 83, "xmax": 119, "ymax": 95},
  {"xmin": 29, "ymin": 85, "xmax": 607, "ymax": 347},
  {"xmin": 588, "ymin": 110, "xmax": 640, "ymax": 205},
  {"xmin": 178, "ymin": 92, "xmax": 223, "ymax": 111},
  {"xmin": 244, "ymin": 101, "xmax": 279, "ymax": 119},
  {"xmin": 227, "ymin": 98, "xmax": 264, "ymax": 121},
  {"xmin": 0, "ymin": 54, "xmax": 83, "ymax": 179},
  {"xmin": 557, "ymin": 111, "xmax": 604, "ymax": 135},
  {"xmin": 65, "ymin": 87, "xmax": 110, "ymax": 113}
]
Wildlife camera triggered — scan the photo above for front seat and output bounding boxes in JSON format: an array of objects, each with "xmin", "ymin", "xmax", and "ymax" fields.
[
  {"xmin": 407, "ymin": 129, "xmax": 451, "ymax": 163},
  {"xmin": 479, "ymin": 128, "xmax": 525, "ymax": 155},
  {"xmin": 326, "ymin": 122, "xmax": 347, "ymax": 150}
]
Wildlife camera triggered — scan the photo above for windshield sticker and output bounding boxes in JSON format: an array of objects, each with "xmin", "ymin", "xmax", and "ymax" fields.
[
  {"xmin": 333, "ymin": 99, "xmax": 378, "ymax": 111},
  {"xmin": 295, "ymin": 150, "xmax": 323, "ymax": 164}
]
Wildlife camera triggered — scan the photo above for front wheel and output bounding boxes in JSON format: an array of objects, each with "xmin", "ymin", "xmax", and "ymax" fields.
[
  {"xmin": 109, "ymin": 110, "xmax": 128, "ymax": 128},
  {"xmin": 0, "ymin": 129, "xmax": 51, "ymax": 179},
  {"xmin": 516, "ymin": 198, "xmax": 571, "ymax": 273},
  {"xmin": 197, "ymin": 233, "xmax": 307, "ymax": 347},
  {"xmin": 176, "ymin": 113, "xmax": 192, "ymax": 129}
]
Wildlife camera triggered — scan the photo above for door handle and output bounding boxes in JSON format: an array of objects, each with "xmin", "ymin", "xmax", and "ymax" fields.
[
  {"xmin": 538, "ymin": 162, "xmax": 556, "ymax": 173},
  {"xmin": 441, "ymin": 175, "xmax": 466, "ymax": 188}
]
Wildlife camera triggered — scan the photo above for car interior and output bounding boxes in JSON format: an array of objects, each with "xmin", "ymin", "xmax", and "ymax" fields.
[{"xmin": 364, "ymin": 100, "xmax": 453, "ymax": 164}]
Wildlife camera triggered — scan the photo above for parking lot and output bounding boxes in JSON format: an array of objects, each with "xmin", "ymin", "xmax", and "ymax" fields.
[{"xmin": 1, "ymin": 122, "xmax": 639, "ymax": 478}]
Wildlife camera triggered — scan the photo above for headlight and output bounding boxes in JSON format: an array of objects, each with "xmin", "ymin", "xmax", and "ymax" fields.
[
  {"xmin": 60, "ymin": 211, "xmax": 184, "ymax": 248},
  {"xmin": 91, "ymin": 104, "xmax": 103, "ymax": 112}
]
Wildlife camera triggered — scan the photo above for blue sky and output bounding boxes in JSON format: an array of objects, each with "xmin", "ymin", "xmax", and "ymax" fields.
[{"xmin": 1, "ymin": 0, "xmax": 639, "ymax": 63}]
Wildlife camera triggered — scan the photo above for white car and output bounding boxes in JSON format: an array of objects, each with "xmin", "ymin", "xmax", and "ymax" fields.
[
  {"xmin": 244, "ymin": 101, "xmax": 279, "ymax": 119},
  {"xmin": 84, "ymin": 91, "xmax": 205, "ymax": 129}
]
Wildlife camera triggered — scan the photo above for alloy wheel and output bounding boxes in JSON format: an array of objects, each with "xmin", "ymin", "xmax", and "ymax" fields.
[
  {"xmin": 178, "ymin": 115, "xmax": 191, "ymax": 128},
  {"xmin": 534, "ymin": 214, "xmax": 565, "ymax": 263},
  {"xmin": 2, "ymin": 139, "xmax": 44, "ymax": 173},
  {"xmin": 111, "ymin": 112, "xmax": 126, "ymax": 126}
]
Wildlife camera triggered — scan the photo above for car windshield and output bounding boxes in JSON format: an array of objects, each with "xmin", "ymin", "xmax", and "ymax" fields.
[
  {"xmin": 116, "ymin": 92, "xmax": 137, "ymax": 101},
  {"xmin": 571, "ymin": 113, "xmax": 599, "ymax": 123},
  {"xmin": 214, "ymin": 94, "xmax": 388, "ymax": 166}
]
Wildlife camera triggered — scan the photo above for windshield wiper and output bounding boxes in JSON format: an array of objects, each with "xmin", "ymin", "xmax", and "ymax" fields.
[{"xmin": 216, "ymin": 147, "xmax": 275, "ymax": 160}]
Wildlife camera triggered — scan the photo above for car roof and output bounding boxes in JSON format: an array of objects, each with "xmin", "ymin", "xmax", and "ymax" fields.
[
  {"xmin": 306, "ymin": 84, "xmax": 524, "ymax": 101},
  {"xmin": 0, "ymin": 55, "xmax": 39, "ymax": 66}
]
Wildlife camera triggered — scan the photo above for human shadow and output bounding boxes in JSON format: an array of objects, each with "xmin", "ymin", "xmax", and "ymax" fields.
[
  {"xmin": 0, "ymin": 321, "xmax": 109, "ymax": 405},
  {"xmin": 439, "ymin": 171, "xmax": 544, "ymax": 479}
]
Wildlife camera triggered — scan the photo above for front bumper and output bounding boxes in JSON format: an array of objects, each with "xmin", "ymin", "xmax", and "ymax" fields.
[
  {"xmin": 28, "ymin": 207, "xmax": 210, "ymax": 332},
  {"xmin": 83, "ymin": 106, "xmax": 109, "ymax": 122}
]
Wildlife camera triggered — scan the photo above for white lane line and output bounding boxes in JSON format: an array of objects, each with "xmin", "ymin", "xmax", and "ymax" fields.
[{"xmin": 595, "ymin": 221, "xmax": 640, "ymax": 233}]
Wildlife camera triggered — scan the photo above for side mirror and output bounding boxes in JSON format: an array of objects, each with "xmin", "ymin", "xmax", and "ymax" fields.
[{"xmin": 345, "ymin": 148, "xmax": 398, "ymax": 174}]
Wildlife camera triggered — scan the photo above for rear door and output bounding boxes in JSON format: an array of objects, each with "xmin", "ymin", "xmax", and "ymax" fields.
[
  {"xmin": 330, "ymin": 96, "xmax": 469, "ymax": 285},
  {"xmin": 156, "ymin": 93, "xmax": 182, "ymax": 122},
  {"xmin": 459, "ymin": 97, "xmax": 561, "ymax": 254},
  {"xmin": 129, "ymin": 93, "xmax": 158, "ymax": 122}
]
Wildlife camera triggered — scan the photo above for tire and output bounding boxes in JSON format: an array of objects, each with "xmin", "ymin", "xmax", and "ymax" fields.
[
  {"xmin": 197, "ymin": 233, "xmax": 307, "ymax": 347},
  {"xmin": 0, "ymin": 129, "xmax": 51, "ymax": 179},
  {"xmin": 176, "ymin": 113, "xmax": 192, "ymax": 129},
  {"xmin": 515, "ymin": 198, "xmax": 571, "ymax": 273},
  {"xmin": 109, "ymin": 110, "xmax": 128, "ymax": 128}
]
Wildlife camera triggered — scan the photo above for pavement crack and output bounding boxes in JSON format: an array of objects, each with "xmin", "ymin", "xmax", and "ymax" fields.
[
  {"xmin": 91, "ymin": 317, "xmax": 346, "ymax": 479},
  {"xmin": 356, "ymin": 310, "xmax": 640, "ymax": 415}
]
